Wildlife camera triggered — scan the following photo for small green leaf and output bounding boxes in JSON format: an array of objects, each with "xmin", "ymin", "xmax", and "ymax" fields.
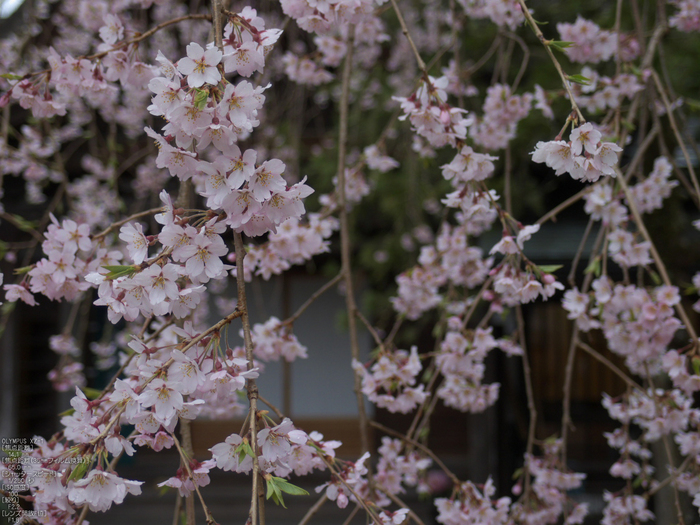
[
  {"xmin": 13, "ymin": 265, "xmax": 33, "ymax": 275},
  {"xmin": 266, "ymin": 477, "xmax": 285, "ymax": 508},
  {"xmin": 235, "ymin": 441, "xmax": 255, "ymax": 463},
  {"xmin": 67, "ymin": 460, "xmax": 90, "ymax": 482},
  {"xmin": 648, "ymin": 270, "xmax": 662, "ymax": 286},
  {"xmin": 194, "ymin": 88, "xmax": 209, "ymax": 109},
  {"xmin": 102, "ymin": 265, "xmax": 137, "ymax": 280},
  {"xmin": 686, "ymin": 98, "xmax": 700, "ymax": 112},
  {"xmin": 83, "ymin": 387, "xmax": 102, "ymax": 400},
  {"xmin": 584, "ymin": 258, "xmax": 601, "ymax": 277},
  {"xmin": 566, "ymin": 74, "xmax": 591, "ymax": 86},
  {"xmin": 547, "ymin": 40, "xmax": 574, "ymax": 53},
  {"xmin": 0, "ymin": 73, "xmax": 23, "ymax": 80},
  {"xmin": 272, "ymin": 477, "xmax": 309, "ymax": 497},
  {"xmin": 538, "ymin": 264, "xmax": 563, "ymax": 273},
  {"xmin": 10, "ymin": 214, "xmax": 37, "ymax": 233},
  {"xmin": 692, "ymin": 357, "xmax": 700, "ymax": 376},
  {"xmin": 532, "ymin": 18, "xmax": 548, "ymax": 25}
]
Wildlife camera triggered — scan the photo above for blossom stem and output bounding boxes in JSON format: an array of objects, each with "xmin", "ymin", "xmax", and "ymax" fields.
[
  {"xmin": 234, "ymin": 231, "xmax": 262, "ymax": 525},
  {"xmin": 388, "ymin": 0, "xmax": 427, "ymax": 74},
  {"xmin": 171, "ymin": 433, "xmax": 216, "ymax": 524},
  {"xmin": 576, "ymin": 339, "xmax": 644, "ymax": 391},
  {"xmin": 515, "ymin": 305, "xmax": 537, "ymax": 498},
  {"xmin": 370, "ymin": 421, "xmax": 460, "ymax": 486},
  {"xmin": 615, "ymin": 170, "xmax": 699, "ymax": 349},
  {"xmin": 650, "ymin": 69, "xmax": 700, "ymax": 205},
  {"xmin": 93, "ymin": 208, "xmax": 163, "ymax": 242},
  {"xmin": 336, "ymin": 26, "xmax": 373, "ymax": 465},
  {"xmin": 282, "ymin": 272, "xmax": 342, "ymax": 326},
  {"xmin": 297, "ymin": 494, "xmax": 328, "ymax": 525},
  {"xmin": 516, "ymin": 0, "xmax": 585, "ymax": 124}
]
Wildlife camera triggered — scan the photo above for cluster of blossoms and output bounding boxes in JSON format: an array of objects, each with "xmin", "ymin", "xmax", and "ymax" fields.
[
  {"xmin": 627, "ymin": 156, "xmax": 679, "ymax": 213},
  {"xmin": 564, "ymin": 280, "xmax": 682, "ymax": 374},
  {"xmin": 374, "ymin": 437, "xmax": 432, "ymax": 502},
  {"xmin": 511, "ymin": 441, "xmax": 588, "ymax": 525},
  {"xmin": 531, "ymin": 122, "xmax": 622, "ymax": 183},
  {"xmin": 14, "ymin": 216, "xmax": 120, "ymax": 308},
  {"xmin": 472, "ymin": 84, "xmax": 533, "ymax": 151},
  {"xmin": 602, "ymin": 385, "xmax": 700, "ymax": 516},
  {"xmin": 488, "ymin": 223, "xmax": 565, "ymax": 307},
  {"xmin": 393, "ymin": 76, "xmax": 473, "ymax": 149},
  {"xmin": 210, "ymin": 418, "xmax": 323, "ymax": 477},
  {"xmin": 280, "ymin": 0, "xmax": 378, "ymax": 35},
  {"xmin": 315, "ymin": 451, "xmax": 371, "ymax": 509},
  {"xmin": 353, "ymin": 346, "xmax": 427, "ymax": 413},
  {"xmin": 556, "ymin": 17, "xmax": 617, "ymax": 63},
  {"xmin": 434, "ymin": 478, "xmax": 511, "ymax": 524},
  {"xmin": 278, "ymin": 0, "xmax": 388, "ymax": 91},
  {"xmin": 89, "ymin": 210, "xmax": 220, "ymax": 324},
  {"xmin": 249, "ymin": 316, "xmax": 308, "ymax": 362},
  {"xmin": 146, "ymin": 18, "xmax": 313, "ymax": 238},
  {"xmin": 600, "ymin": 388, "xmax": 698, "ymax": 521},
  {"xmin": 668, "ymin": 0, "xmax": 700, "ymax": 32},
  {"xmin": 570, "ymin": 67, "xmax": 644, "ymax": 113},
  {"xmin": 242, "ymin": 214, "xmax": 339, "ymax": 280},
  {"xmin": 391, "ymin": 224, "xmax": 492, "ymax": 320},
  {"xmin": 455, "ymin": 0, "xmax": 524, "ymax": 30},
  {"xmin": 441, "ymin": 145, "xmax": 497, "ymax": 184},
  {"xmin": 605, "ymin": 427, "xmax": 654, "ymax": 485},
  {"xmin": 281, "ymin": 53, "xmax": 334, "ymax": 86},
  {"xmin": 435, "ymin": 326, "xmax": 502, "ymax": 412}
]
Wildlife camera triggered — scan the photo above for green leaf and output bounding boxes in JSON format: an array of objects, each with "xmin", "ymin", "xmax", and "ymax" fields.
[
  {"xmin": 83, "ymin": 387, "xmax": 102, "ymax": 400},
  {"xmin": 67, "ymin": 460, "xmax": 90, "ymax": 482},
  {"xmin": 648, "ymin": 270, "xmax": 662, "ymax": 286},
  {"xmin": 547, "ymin": 40, "xmax": 574, "ymax": 53},
  {"xmin": 266, "ymin": 477, "xmax": 309, "ymax": 507},
  {"xmin": 235, "ymin": 441, "xmax": 255, "ymax": 463},
  {"xmin": 266, "ymin": 477, "xmax": 285, "ymax": 508},
  {"xmin": 566, "ymin": 74, "xmax": 591, "ymax": 86},
  {"xmin": 13, "ymin": 265, "xmax": 32, "ymax": 275},
  {"xmin": 584, "ymin": 258, "xmax": 601, "ymax": 277},
  {"xmin": 102, "ymin": 265, "xmax": 137, "ymax": 280},
  {"xmin": 194, "ymin": 88, "xmax": 209, "ymax": 109},
  {"xmin": 692, "ymin": 357, "xmax": 700, "ymax": 376},
  {"xmin": 686, "ymin": 98, "xmax": 700, "ymax": 112},
  {"xmin": 271, "ymin": 477, "xmax": 309, "ymax": 497},
  {"xmin": 10, "ymin": 214, "xmax": 37, "ymax": 232},
  {"xmin": 0, "ymin": 73, "xmax": 23, "ymax": 80},
  {"xmin": 538, "ymin": 264, "xmax": 563, "ymax": 273}
]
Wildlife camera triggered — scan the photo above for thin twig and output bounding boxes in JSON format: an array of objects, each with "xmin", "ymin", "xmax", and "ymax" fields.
[
  {"xmin": 172, "ymin": 433, "xmax": 216, "ymax": 525},
  {"xmin": 282, "ymin": 273, "xmax": 342, "ymax": 326},
  {"xmin": 234, "ymin": 231, "xmax": 262, "ymax": 525},
  {"xmin": 515, "ymin": 305, "xmax": 537, "ymax": 498},
  {"xmin": 516, "ymin": 0, "xmax": 585, "ymax": 123},
  {"xmin": 297, "ymin": 493, "xmax": 328, "ymax": 525},
  {"xmin": 336, "ymin": 26, "xmax": 373, "ymax": 466},
  {"xmin": 258, "ymin": 394, "xmax": 284, "ymax": 420},
  {"xmin": 370, "ymin": 421, "xmax": 460, "ymax": 486},
  {"xmin": 650, "ymin": 70, "xmax": 700, "ymax": 204},
  {"xmin": 388, "ymin": 0, "xmax": 427, "ymax": 73},
  {"xmin": 615, "ymin": 171, "xmax": 699, "ymax": 348},
  {"xmin": 576, "ymin": 339, "xmax": 644, "ymax": 392}
]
